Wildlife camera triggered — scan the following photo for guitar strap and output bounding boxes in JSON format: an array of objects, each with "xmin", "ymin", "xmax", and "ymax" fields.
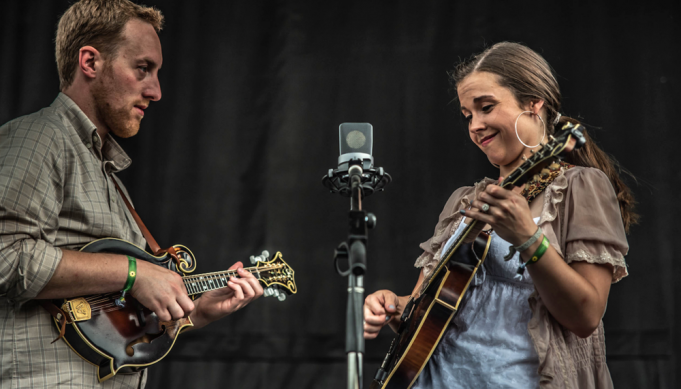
[
  {"xmin": 109, "ymin": 175, "xmax": 183, "ymax": 268},
  {"xmin": 40, "ymin": 175, "xmax": 182, "ymax": 343}
]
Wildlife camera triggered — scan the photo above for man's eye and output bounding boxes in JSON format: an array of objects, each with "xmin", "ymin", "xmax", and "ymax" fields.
[{"xmin": 139, "ymin": 66, "xmax": 148, "ymax": 73}]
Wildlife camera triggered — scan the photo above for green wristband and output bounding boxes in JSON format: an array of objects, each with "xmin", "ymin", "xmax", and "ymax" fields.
[
  {"xmin": 527, "ymin": 236, "xmax": 550, "ymax": 265},
  {"xmin": 122, "ymin": 255, "xmax": 137, "ymax": 292}
]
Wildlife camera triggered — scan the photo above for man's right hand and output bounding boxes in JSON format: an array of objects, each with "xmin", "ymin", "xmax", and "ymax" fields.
[
  {"xmin": 130, "ymin": 259, "xmax": 195, "ymax": 322},
  {"xmin": 364, "ymin": 289, "xmax": 405, "ymax": 339}
]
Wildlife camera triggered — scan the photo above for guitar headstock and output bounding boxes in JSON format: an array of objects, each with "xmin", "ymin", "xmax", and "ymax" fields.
[
  {"xmin": 250, "ymin": 251, "xmax": 297, "ymax": 300},
  {"xmin": 501, "ymin": 122, "xmax": 586, "ymax": 189}
]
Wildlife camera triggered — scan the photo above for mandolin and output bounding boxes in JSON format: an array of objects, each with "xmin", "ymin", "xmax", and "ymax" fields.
[
  {"xmin": 370, "ymin": 122, "xmax": 586, "ymax": 389},
  {"xmin": 50, "ymin": 238, "xmax": 297, "ymax": 382}
]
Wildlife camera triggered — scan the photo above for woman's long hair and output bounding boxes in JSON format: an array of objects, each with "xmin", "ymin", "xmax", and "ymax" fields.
[{"xmin": 451, "ymin": 42, "xmax": 638, "ymax": 232}]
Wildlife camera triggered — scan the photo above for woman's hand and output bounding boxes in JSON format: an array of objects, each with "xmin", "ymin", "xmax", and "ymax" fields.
[
  {"xmin": 364, "ymin": 290, "xmax": 405, "ymax": 339},
  {"xmin": 465, "ymin": 179, "xmax": 537, "ymax": 246}
]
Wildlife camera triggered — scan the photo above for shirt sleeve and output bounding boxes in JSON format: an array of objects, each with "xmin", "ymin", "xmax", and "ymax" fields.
[
  {"xmin": 563, "ymin": 167, "xmax": 629, "ymax": 282},
  {"xmin": 0, "ymin": 117, "xmax": 65, "ymax": 303}
]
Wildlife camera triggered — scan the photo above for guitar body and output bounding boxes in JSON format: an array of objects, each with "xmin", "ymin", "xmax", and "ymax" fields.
[
  {"xmin": 371, "ymin": 233, "xmax": 492, "ymax": 389},
  {"xmin": 51, "ymin": 238, "xmax": 197, "ymax": 382}
]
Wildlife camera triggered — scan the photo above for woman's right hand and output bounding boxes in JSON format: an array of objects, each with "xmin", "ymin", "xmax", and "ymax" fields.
[{"xmin": 364, "ymin": 289, "xmax": 404, "ymax": 339}]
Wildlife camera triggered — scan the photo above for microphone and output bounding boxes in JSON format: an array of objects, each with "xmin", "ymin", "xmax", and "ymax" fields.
[{"xmin": 322, "ymin": 123, "xmax": 391, "ymax": 197}]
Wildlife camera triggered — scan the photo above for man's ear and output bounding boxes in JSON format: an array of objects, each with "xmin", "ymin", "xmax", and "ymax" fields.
[{"xmin": 78, "ymin": 46, "xmax": 102, "ymax": 80}]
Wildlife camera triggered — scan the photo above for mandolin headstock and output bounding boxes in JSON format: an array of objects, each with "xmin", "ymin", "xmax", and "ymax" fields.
[
  {"xmin": 250, "ymin": 251, "xmax": 297, "ymax": 301},
  {"xmin": 501, "ymin": 122, "xmax": 586, "ymax": 189}
]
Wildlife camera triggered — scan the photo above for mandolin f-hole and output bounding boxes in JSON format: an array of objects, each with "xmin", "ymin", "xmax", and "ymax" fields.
[{"xmin": 125, "ymin": 325, "xmax": 167, "ymax": 356}]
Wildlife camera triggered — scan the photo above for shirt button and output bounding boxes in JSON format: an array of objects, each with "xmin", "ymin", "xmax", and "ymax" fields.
[{"xmin": 85, "ymin": 143, "xmax": 92, "ymax": 148}]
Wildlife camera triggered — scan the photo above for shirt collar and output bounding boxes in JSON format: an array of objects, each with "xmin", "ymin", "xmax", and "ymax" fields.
[{"xmin": 51, "ymin": 93, "xmax": 132, "ymax": 173}]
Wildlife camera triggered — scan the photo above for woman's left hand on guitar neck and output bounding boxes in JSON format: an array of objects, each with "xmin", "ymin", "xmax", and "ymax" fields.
[
  {"xmin": 463, "ymin": 179, "xmax": 614, "ymax": 338},
  {"xmin": 187, "ymin": 261, "xmax": 264, "ymax": 330}
]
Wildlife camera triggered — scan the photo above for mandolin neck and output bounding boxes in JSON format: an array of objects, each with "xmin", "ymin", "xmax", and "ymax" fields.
[{"xmin": 182, "ymin": 266, "xmax": 266, "ymax": 296}]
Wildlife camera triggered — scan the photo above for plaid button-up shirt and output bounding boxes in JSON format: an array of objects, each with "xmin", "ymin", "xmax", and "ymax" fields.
[{"xmin": 0, "ymin": 93, "xmax": 147, "ymax": 388}]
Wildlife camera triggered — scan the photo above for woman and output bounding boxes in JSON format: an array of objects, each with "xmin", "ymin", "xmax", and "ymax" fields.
[{"xmin": 363, "ymin": 42, "xmax": 635, "ymax": 388}]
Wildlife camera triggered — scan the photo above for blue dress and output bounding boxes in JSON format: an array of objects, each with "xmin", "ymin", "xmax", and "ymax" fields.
[{"xmin": 412, "ymin": 218, "xmax": 541, "ymax": 389}]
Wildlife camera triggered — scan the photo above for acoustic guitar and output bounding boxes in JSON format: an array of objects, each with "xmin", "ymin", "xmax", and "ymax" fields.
[
  {"xmin": 50, "ymin": 238, "xmax": 297, "ymax": 382},
  {"xmin": 370, "ymin": 122, "xmax": 586, "ymax": 389}
]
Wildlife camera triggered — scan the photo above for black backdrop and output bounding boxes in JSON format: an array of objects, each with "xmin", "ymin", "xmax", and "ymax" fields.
[{"xmin": 1, "ymin": 1, "xmax": 679, "ymax": 388}]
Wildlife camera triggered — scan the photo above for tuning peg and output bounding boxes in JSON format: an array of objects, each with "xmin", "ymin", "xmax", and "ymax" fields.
[
  {"xmin": 277, "ymin": 293, "xmax": 286, "ymax": 302},
  {"xmin": 264, "ymin": 287, "xmax": 273, "ymax": 297},
  {"xmin": 250, "ymin": 250, "xmax": 271, "ymax": 264}
]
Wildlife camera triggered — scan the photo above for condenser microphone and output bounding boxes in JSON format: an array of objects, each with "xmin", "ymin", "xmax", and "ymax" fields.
[{"xmin": 322, "ymin": 123, "xmax": 391, "ymax": 197}]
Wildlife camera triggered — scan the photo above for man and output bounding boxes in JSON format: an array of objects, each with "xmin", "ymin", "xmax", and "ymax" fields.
[{"xmin": 0, "ymin": 1, "xmax": 263, "ymax": 387}]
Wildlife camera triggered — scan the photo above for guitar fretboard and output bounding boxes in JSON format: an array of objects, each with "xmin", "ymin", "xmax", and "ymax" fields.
[{"xmin": 182, "ymin": 264, "xmax": 286, "ymax": 296}]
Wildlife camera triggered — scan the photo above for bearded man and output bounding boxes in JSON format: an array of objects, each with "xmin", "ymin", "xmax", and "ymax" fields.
[{"xmin": 0, "ymin": 1, "xmax": 263, "ymax": 388}]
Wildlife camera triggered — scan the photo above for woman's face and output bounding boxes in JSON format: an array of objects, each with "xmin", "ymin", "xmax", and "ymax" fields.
[{"xmin": 457, "ymin": 71, "xmax": 545, "ymax": 172}]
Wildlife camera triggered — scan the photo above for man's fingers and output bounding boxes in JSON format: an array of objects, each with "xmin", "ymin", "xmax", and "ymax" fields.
[
  {"xmin": 228, "ymin": 278, "xmax": 244, "ymax": 300},
  {"xmin": 167, "ymin": 302, "xmax": 185, "ymax": 320},
  {"xmin": 228, "ymin": 261, "xmax": 244, "ymax": 271},
  {"xmin": 178, "ymin": 294, "xmax": 195, "ymax": 315},
  {"xmin": 156, "ymin": 308, "xmax": 171, "ymax": 322},
  {"xmin": 237, "ymin": 268, "xmax": 262, "ymax": 298}
]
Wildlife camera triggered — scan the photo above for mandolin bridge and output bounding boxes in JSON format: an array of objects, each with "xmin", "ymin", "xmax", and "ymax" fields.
[{"xmin": 61, "ymin": 297, "xmax": 92, "ymax": 322}]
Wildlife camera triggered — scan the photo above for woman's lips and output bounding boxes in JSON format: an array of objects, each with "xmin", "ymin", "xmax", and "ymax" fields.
[{"xmin": 480, "ymin": 133, "xmax": 497, "ymax": 146}]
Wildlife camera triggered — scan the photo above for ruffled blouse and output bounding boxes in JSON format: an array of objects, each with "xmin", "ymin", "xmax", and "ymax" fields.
[{"xmin": 413, "ymin": 166, "xmax": 629, "ymax": 389}]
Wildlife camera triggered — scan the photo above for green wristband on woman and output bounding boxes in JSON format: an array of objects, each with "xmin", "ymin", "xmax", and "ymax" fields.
[{"xmin": 527, "ymin": 236, "xmax": 550, "ymax": 265}]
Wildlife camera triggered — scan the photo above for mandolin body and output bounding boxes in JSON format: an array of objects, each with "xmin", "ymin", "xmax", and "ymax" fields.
[{"xmin": 50, "ymin": 238, "xmax": 196, "ymax": 382}]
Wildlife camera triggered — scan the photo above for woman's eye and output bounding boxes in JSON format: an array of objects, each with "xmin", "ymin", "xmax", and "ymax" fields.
[
  {"xmin": 482, "ymin": 105, "xmax": 494, "ymax": 112},
  {"xmin": 462, "ymin": 114, "xmax": 472, "ymax": 122}
]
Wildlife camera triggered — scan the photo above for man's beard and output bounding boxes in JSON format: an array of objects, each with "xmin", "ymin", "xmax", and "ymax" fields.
[{"xmin": 91, "ymin": 66, "xmax": 141, "ymax": 138}]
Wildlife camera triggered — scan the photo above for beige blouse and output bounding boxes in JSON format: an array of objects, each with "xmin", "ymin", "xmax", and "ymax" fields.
[{"xmin": 414, "ymin": 166, "xmax": 628, "ymax": 389}]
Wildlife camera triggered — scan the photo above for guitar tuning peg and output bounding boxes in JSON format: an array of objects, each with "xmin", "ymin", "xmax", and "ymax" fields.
[
  {"xmin": 249, "ymin": 255, "xmax": 257, "ymax": 265},
  {"xmin": 277, "ymin": 293, "xmax": 286, "ymax": 302},
  {"xmin": 264, "ymin": 287, "xmax": 273, "ymax": 297},
  {"xmin": 261, "ymin": 250, "xmax": 270, "ymax": 259}
]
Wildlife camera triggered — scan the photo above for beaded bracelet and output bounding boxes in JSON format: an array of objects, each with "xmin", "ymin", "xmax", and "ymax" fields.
[{"xmin": 504, "ymin": 226, "xmax": 543, "ymax": 261}]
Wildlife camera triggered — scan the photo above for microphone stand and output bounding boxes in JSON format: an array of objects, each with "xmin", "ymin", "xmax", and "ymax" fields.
[{"xmin": 334, "ymin": 165, "xmax": 376, "ymax": 389}]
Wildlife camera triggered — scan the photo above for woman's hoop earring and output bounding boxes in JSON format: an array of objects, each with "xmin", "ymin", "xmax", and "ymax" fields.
[{"xmin": 515, "ymin": 111, "xmax": 546, "ymax": 148}]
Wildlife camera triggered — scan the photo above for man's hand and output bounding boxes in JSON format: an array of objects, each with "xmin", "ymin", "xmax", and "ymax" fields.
[
  {"xmin": 130, "ymin": 259, "xmax": 195, "ymax": 322},
  {"xmin": 188, "ymin": 261, "xmax": 264, "ymax": 330}
]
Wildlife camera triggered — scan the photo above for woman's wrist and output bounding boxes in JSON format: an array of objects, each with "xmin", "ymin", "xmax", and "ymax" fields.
[{"xmin": 519, "ymin": 234, "xmax": 546, "ymax": 263}]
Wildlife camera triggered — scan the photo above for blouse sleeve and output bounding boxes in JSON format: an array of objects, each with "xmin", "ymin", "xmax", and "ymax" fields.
[
  {"xmin": 414, "ymin": 179, "xmax": 495, "ymax": 277},
  {"xmin": 563, "ymin": 167, "xmax": 629, "ymax": 282}
]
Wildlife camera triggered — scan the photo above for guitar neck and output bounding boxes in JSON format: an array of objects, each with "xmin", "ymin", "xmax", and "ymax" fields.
[{"xmin": 182, "ymin": 265, "xmax": 279, "ymax": 296}]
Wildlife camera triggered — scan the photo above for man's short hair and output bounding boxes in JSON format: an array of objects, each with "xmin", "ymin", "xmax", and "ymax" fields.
[{"xmin": 56, "ymin": 0, "xmax": 164, "ymax": 90}]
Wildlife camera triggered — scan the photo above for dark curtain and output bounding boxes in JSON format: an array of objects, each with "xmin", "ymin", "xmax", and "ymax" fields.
[{"xmin": 1, "ymin": 1, "xmax": 679, "ymax": 388}]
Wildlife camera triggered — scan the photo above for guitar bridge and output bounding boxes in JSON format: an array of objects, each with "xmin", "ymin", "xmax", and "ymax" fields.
[{"xmin": 61, "ymin": 297, "xmax": 92, "ymax": 322}]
